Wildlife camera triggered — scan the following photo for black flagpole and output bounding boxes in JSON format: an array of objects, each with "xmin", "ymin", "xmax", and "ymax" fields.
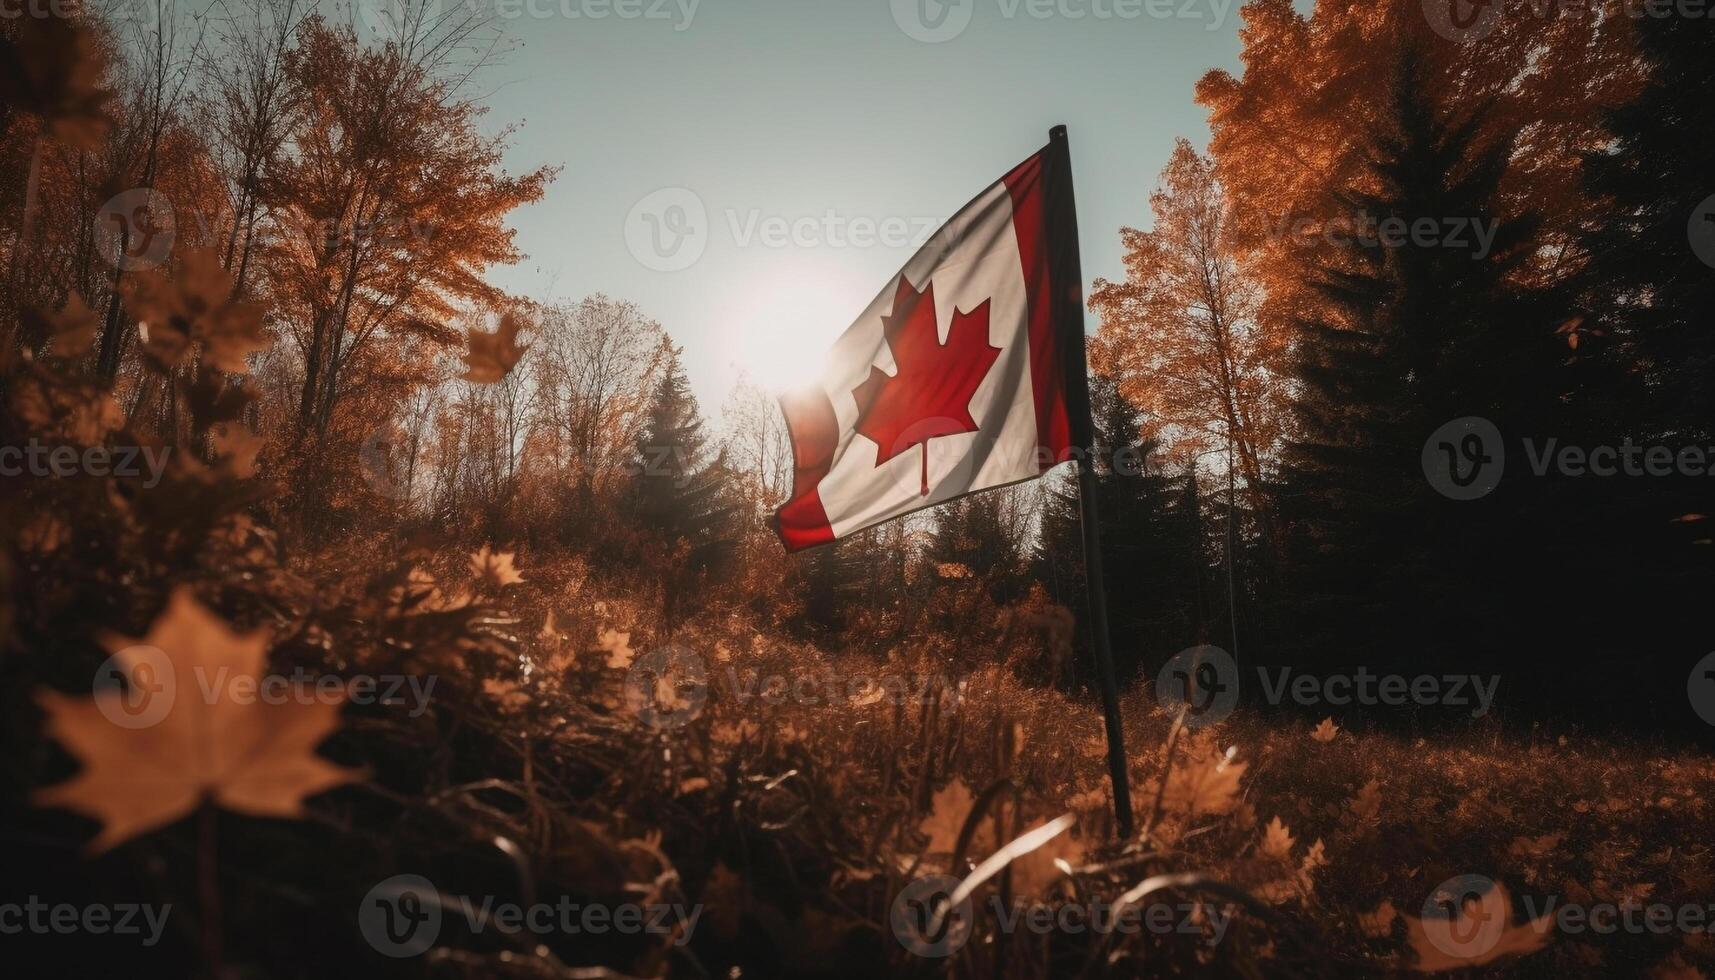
[{"xmin": 1047, "ymin": 125, "xmax": 1134, "ymax": 838}]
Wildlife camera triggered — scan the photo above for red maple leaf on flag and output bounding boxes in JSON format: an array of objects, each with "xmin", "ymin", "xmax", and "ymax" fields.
[{"xmin": 852, "ymin": 275, "xmax": 1000, "ymax": 496}]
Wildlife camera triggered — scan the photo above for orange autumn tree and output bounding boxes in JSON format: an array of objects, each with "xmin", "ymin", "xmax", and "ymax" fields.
[
  {"xmin": 1194, "ymin": 0, "xmax": 1640, "ymax": 331},
  {"xmin": 1089, "ymin": 139, "xmax": 1286, "ymax": 533},
  {"xmin": 261, "ymin": 15, "xmax": 555, "ymax": 444}
]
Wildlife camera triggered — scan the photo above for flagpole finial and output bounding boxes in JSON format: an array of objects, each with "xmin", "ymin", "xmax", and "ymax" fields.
[{"xmin": 1050, "ymin": 124, "xmax": 1068, "ymax": 141}]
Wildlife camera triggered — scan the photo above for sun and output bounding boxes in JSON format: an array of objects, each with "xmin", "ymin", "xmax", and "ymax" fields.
[{"xmin": 722, "ymin": 266, "xmax": 868, "ymax": 394}]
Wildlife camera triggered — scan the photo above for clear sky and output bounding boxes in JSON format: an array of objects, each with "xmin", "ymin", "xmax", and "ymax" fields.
[{"xmin": 460, "ymin": 0, "xmax": 1257, "ymax": 415}]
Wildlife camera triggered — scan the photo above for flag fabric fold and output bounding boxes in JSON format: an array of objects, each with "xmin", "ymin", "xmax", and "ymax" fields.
[{"xmin": 775, "ymin": 139, "xmax": 1090, "ymax": 552}]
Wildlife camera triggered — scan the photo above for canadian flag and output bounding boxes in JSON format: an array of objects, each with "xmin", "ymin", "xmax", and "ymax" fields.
[{"xmin": 775, "ymin": 131, "xmax": 1092, "ymax": 552}]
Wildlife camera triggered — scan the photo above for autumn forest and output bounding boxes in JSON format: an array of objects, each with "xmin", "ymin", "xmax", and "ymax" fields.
[{"xmin": 2, "ymin": 1, "xmax": 1713, "ymax": 978}]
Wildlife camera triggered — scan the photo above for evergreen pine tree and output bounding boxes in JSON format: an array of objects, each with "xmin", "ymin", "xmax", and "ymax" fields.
[
  {"xmin": 1570, "ymin": 13, "xmax": 1715, "ymax": 720},
  {"xmin": 927, "ymin": 492, "xmax": 1026, "ymax": 602},
  {"xmin": 1580, "ymin": 13, "xmax": 1715, "ymax": 445},
  {"xmin": 631, "ymin": 339, "xmax": 738, "ymax": 623},
  {"xmin": 1273, "ymin": 47, "xmax": 1560, "ymax": 677},
  {"xmin": 1034, "ymin": 376, "xmax": 1205, "ymax": 680}
]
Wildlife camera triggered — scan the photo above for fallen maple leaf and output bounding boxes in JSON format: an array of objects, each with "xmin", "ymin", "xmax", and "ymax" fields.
[
  {"xmin": 18, "ymin": 514, "xmax": 70, "ymax": 554},
  {"xmin": 711, "ymin": 719, "xmax": 759, "ymax": 746},
  {"xmin": 469, "ymin": 544, "xmax": 523, "ymax": 589},
  {"xmin": 701, "ymin": 862, "xmax": 746, "ymax": 940},
  {"xmin": 1360, "ymin": 899, "xmax": 1400, "ymax": 938},
  {"xmin": 483, "ymin": 677, "xmax": 530, "ymax": 713},
  {"xmin": 918, "ymin": 779, "xmax": 979, "ymax": 856},
  {"xmin": 852, "ymin": 276, "xmax": 999, "ymax": 496},
  {"xmin": 1260, "ymin": 815, "xmax": 1296, "ymax": 859},
  {"xmin": 595, "ymin": 628, "xmax": 634, "ymax": 670},
  {"xmin": 1349, "ymin": 778, "xmax": 1383, "ymax": 824},
  {"xmin": 33, "ymin": 588, "xmax": 359, "ymax": 852},
  {"xmin": 1507, "ymin": 833, "xmax": 1565, "ymax": 861},
  {"xmin": 461, "ymin": 311, "xmax": 530, "ymax": 383},
  {"xmin": 1311, "ymin": 717, "xmax": 1339, "ymax": 742},
  {"xmin": 1158, "ymin": 751, "xmax": 1246, "ymax": 817},
  {"xmin": 1652, "ymin": 954, "xmax": 1709, "ymax": 980},
  {"xmin": 1298, "ymin": 838, "xmax": 1327, "ymax": 891}
]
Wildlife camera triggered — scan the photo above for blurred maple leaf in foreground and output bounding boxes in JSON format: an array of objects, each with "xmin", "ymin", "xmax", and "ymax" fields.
[
  {"xmin": 461, "ymin": 311, "xmax": 530, "ymax": 383},
  {"xmin": 0, "ymin": 11, "xmax": 113, "ymax": 147},
  {"xmin": 121, "ymin": 248, "xmax": 269, "ymax": 374},
  {"xmin": 34, "ymin": 588, "xmax": 360, "ymax": 852}
]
